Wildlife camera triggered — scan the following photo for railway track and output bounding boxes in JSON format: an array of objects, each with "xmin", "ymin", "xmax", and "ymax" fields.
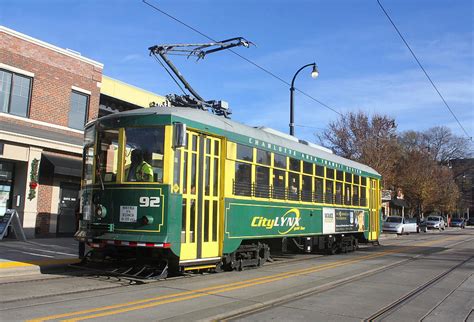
[
  {"xmin": 1, "ymin": 233, "xmax": 469, "ymax": 316},
  {"xmin": 214, "ymin": 235, "xmax": 474, "ymax": 321},
  {"xmin": 364, "ymin": 254, "xmax": 474, "ymax": 321}
]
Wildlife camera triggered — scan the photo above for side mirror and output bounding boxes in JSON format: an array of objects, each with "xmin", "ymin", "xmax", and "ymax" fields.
[{"xmin": 173, "ymin": 122, "xmax": 187, "ymax": 148}]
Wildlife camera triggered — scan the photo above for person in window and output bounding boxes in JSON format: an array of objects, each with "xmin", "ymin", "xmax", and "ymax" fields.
[{"xmin": 126, "ymin": 149, "xmax": 154, "ymax": 182}]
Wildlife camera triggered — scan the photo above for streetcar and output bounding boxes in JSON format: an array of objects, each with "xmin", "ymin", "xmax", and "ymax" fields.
[{"xmin": 75, "ymin": 105, "xmax": 382, "ymax": 275}]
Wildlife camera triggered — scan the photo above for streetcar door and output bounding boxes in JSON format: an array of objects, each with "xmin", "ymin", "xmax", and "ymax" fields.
[
  {"xmin": 178, "ymin": 131, "xmax": 221, "ymax": 261},
  {"xmin": 368, "ymin": 179, "xmax": 379, "ymax": 240}
]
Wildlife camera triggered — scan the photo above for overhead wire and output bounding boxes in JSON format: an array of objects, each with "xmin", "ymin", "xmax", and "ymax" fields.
[
  {"xmin": 142, "ymin": 0, "xmax": 342, "ymax": 116},
  {"xmin": 377, "ymin": 0, "xmax": 472, "ymax": 140}
]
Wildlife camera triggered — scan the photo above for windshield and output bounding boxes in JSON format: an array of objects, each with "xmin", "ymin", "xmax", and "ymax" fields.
[
  {"xmin": 386, "ymin": 217, "xmax": 402, "ymax": 223},
  {"xmin": 427, "ymin": 216, "xmax": 439, "ymax": 221},
  {"xmin": 123, "ymin": 127, "xmax": 165, "ymax": 183}
]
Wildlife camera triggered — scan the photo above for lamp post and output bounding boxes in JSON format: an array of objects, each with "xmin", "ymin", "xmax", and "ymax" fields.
[{"xmin": 289, "ymin": 63, "xmax": 319, "ymax": 136}]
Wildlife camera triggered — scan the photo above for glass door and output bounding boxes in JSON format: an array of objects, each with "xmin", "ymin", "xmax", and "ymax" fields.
[
  {"xmin": 0, "ymin": 162, "xmax": 14, "ymax": 216},
  {"xmin": 177, "ymin": 131, "xmax": 222, "ymax": 261},
  {"xmin": 368, "ymin": 179, "xmax": 379, "ymax": 240}
]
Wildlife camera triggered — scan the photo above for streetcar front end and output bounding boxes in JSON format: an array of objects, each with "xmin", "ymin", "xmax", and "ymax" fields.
[{"xmin": 75, "ymin": 116, "xmax": 183, "ymax": 260}]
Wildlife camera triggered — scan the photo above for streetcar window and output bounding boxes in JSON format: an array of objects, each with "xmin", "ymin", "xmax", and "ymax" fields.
[
  {"xmin": 301, "ymin": 175, "xmax": 312, "ymax": 202},
  {"xmin": 315, "ymin": 165, "xmax": 324, "ymax": 177},
  {"xmin": 237, "ymin": 144, "xmax": 253, "ymax": 162},
  {"xmin": 336, "ymin": 170, "xmax": 343, "ymax": 181},
  {"xmin": 96, "ymin": 129, "xmax": 119, "ymax": 183},
  {"xmin": 326, "ymin": 168, "xmax": 335, "ymax": 179},
  {"xmin": 289, "ymin": 158, "xmax": 300, "ymax": 172},
  {"xmin": 256, "ymin": 149, "xmax": 271, "ymax": 165},
  {"xmin": 314, "ymin": 178, "xmax": 324, "ymax": 203},
  {"xmin": 361, "ymin": 176, "xmax": 367, "ymax": 186},
  {"xmin": 345, "ymin": 172, "xmax": 352, "ymax": 183},
  {"xmin": 335, "ymin": 182, "xmax": 343, "ymax": 204},
  {"xmin": 345, "ymin": 183, "xmax": 352, "ymax": 205},
  {"xmin": 325, "ymin": 179, "xmax": 334, "ymax": 203},
  {"xmin": 354, "ymin": 175, "xmax": 360, "ymax": 184},
  {"xmin": 288, "ymin": 172, "xmax": 300, "ymax": 201},
  {"xmin": 174, "ymin": 149, "xmax": 181, "ymax": 188},
  {"xmin": 83, "ymin": 125, "xmax": 95, "ymax": 186},
  {"xmin": 303, "ymin": 161, "xmax": 313, "ymax": 175},
  {"xmin": 360, "ymin": 186, "xmax": 367, "ymax": 206},
  {"xmin": 123, "ymin": 127, "xmax": 165, "ymax": 183},
  {"xmin": 234, "ymin": 162, "xmax": 251, "ymax": 196},
  {"xmin": 274, "ymin": 153, "xmax": 286, "ymax": 169},
  {"xmin": 272, "ymin": 169, "xmax": 286, "ymax": 199},
  {"xmin": 353, "ymin": 186, "xmax": 359, "ymax": 206},
  {"xmin": 255, "ymin": 166, "xmax": 270, "ymax": 198}
]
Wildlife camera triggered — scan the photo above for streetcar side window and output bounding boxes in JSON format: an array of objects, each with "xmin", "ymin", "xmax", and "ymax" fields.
[
  {"xmin": 96, "ymin": 129, "xmax": 119, "ymax": 183},
  {"xmin": 237, "ymin": 144, "xmax": 253, "ymax": 162},
  {"xmin": 234, "ymin": 162, "xmax": 252, "ymax": 196}
]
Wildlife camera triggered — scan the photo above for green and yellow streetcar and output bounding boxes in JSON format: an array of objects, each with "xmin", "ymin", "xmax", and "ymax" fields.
[{"xmin": 76, "ymin": 106, "xmax": 382, "ymax": 276}]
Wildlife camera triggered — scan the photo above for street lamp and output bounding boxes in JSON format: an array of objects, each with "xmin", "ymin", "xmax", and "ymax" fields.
[{"xmin": 289, "ymin": 63, "xmax": 319, "ymax": 136}]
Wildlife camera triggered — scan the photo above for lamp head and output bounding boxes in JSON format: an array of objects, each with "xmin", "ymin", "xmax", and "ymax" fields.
[{"xmin": 311, "ymin": 64, "xmax": 319, "ymax": 79}]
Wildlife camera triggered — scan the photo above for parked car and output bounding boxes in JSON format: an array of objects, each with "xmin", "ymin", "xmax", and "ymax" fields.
[
  {"xmin": 450, "ymin": 218, "xmax": 465, "ymax": 228},
  {"xmin": 383, "ymin": 216, "xmax": 418, "ymax": 235},
  {"xmin": 425, "ymin": 216, "xmax": 446, "ymax": 230},
  {"xmin": 467, "ymin": 217, "xmax": 474, "ymax": 226}
]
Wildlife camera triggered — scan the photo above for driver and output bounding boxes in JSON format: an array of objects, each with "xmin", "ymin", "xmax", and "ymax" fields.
[{"xmin": 126, "ymin": 149, "xmax": 154, "ymax": 182}]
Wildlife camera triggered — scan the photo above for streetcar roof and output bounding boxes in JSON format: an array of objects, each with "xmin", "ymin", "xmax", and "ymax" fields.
[{"xmin": 97, "ymin": 106, "xmax": 381, "ymax": 177}]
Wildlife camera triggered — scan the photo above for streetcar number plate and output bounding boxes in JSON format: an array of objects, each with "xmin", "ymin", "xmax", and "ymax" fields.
[{"xmin": 120, "ymin": 206, "xmax": 137, "ymax": 222}]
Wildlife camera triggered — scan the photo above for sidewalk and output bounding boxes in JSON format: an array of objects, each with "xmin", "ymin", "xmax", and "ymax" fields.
[{"xmin": 0, "ymin": 238, "xmax": 81, "ymax": 278}]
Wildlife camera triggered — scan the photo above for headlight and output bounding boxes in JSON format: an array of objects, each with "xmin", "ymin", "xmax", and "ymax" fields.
[{"xmin": 95, "ymin": 204, "xmax": 107, "ymax": 219}]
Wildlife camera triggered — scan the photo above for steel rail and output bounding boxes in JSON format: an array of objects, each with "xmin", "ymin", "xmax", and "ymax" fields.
[
  {"xmin": 215, "ymin": 235, "xmax": 474, "ymax": 321},
  {"xmin": 364, "ymin": 254, "xmax": 474, "ymax": 321}
]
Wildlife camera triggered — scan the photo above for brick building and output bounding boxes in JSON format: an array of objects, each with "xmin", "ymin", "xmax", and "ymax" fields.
[{"xmin": 0, "ymin": 26, "xmax": 166, "ymax": 237}]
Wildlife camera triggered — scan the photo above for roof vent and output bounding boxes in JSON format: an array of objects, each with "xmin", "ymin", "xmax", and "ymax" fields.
[
  {"xmin": 257, "ymin": 127, "xmax": 299, "ymax": 142},
  {"xmin": 298, "ymin": 139, "xmax": 333, "ymax": 154}
]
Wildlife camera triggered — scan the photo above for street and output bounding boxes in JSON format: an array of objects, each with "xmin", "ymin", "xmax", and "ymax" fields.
[{"xmin": 0, "ymin": 228, "xmax": 473, "ymax": 322}]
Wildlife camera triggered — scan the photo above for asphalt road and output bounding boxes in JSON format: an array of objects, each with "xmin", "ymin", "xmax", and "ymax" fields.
[{"xmin": 1, "ymin": 228, "xmax": 473, "ymax": 322}]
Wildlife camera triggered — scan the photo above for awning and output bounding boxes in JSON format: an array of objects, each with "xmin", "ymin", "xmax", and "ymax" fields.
[
  {"xmin": 42, "ymin": 153, "xmax": 82, "ymax": 177},
  {"xmin": 390, "ymin": 198, "xmax": 409, "ymax": 208}
]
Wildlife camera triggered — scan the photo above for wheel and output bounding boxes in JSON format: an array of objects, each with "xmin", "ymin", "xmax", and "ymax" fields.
[
  {"xmin": 327, "ymin": 243, "xmax": 337, "ymax": 255},
  {"xmin": 352, "ymin": 238, "xmax": 359, "ymax": 251}
]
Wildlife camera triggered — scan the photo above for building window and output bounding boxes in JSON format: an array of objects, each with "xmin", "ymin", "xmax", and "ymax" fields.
[
  {"xmin": 0, "ymin": 69, "xmax": 32, "ymax": 117},
  {"xmin": 68, "ymin": 90, "xmax": 89, "ymax": 130}
]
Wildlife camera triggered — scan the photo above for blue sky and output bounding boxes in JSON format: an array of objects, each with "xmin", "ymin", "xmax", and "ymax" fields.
[{"xmin": 1, "ymin": 0, "xmax": 473, "ymax": 143}]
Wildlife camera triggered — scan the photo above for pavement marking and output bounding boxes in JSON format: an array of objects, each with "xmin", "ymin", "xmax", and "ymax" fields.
[
  {"xmin": 26, "ymin": 248, "xmax": 78, "ymax": 257},
  {"xmin": 0, "ymin": 258, "xmax": 80, "ymax": 269},
  {"xmin": 20, "ymin": 252, "xmax": 55, "ymax": 258},
  {"xmin": 27, "ymin": 235, "xmax": 464, "ymax": 322},
  {"xmin": 62, "ymin": 237, "xmax": 462, "ymax": 322}
]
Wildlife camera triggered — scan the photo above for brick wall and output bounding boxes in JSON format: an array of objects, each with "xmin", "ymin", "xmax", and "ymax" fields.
[
  {"xmin": 1, "ymin": 27, "xmax": 103, "ymax": 237},
  {"xmin": 0, "ymin": 30, "xmax": 102, "ymax": 128}
]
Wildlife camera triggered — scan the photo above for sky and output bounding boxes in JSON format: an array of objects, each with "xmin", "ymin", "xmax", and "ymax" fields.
[{"xmin": 1, "ymin": 0, "xmax": 473, "ymax": 144}]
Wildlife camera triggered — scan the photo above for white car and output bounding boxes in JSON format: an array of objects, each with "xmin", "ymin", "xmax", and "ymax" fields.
[
  {"xmin": 426, "ymin": 216, "xmax": 446, "ymax": 230},
  {"xmin": 383, "ymin": 216, "xmax": 418, "ymax": 235}
]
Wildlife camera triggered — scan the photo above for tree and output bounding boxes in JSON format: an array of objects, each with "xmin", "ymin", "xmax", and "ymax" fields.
[
  {"xmin": 422, "ymin": 126, "xmax": 472, "ymax": 164},
  {"xmin": 397, "ymin": 131, "xmax": 460, "ymax": 215},
  {"xmin": 318, "ymin": 111, "xmax": 400, "ymax": 188}
]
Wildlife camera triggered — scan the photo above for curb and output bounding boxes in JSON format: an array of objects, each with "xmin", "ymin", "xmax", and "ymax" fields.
[{"xmin": 0, "ymin": 258, "xmax": 80, "ymax": 278}]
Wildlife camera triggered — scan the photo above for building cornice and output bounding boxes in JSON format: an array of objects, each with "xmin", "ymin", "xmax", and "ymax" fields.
[
  {"xmin": 0, "ymin": 25, "xmax": 104, "ymax": 69},
  {"xmin": 0, "ymin": 112, "xmax": 85, "ymax": 135},
  {"xmin": 0, "ymin": 130, "xmax": 82, "ymax": 155}
]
